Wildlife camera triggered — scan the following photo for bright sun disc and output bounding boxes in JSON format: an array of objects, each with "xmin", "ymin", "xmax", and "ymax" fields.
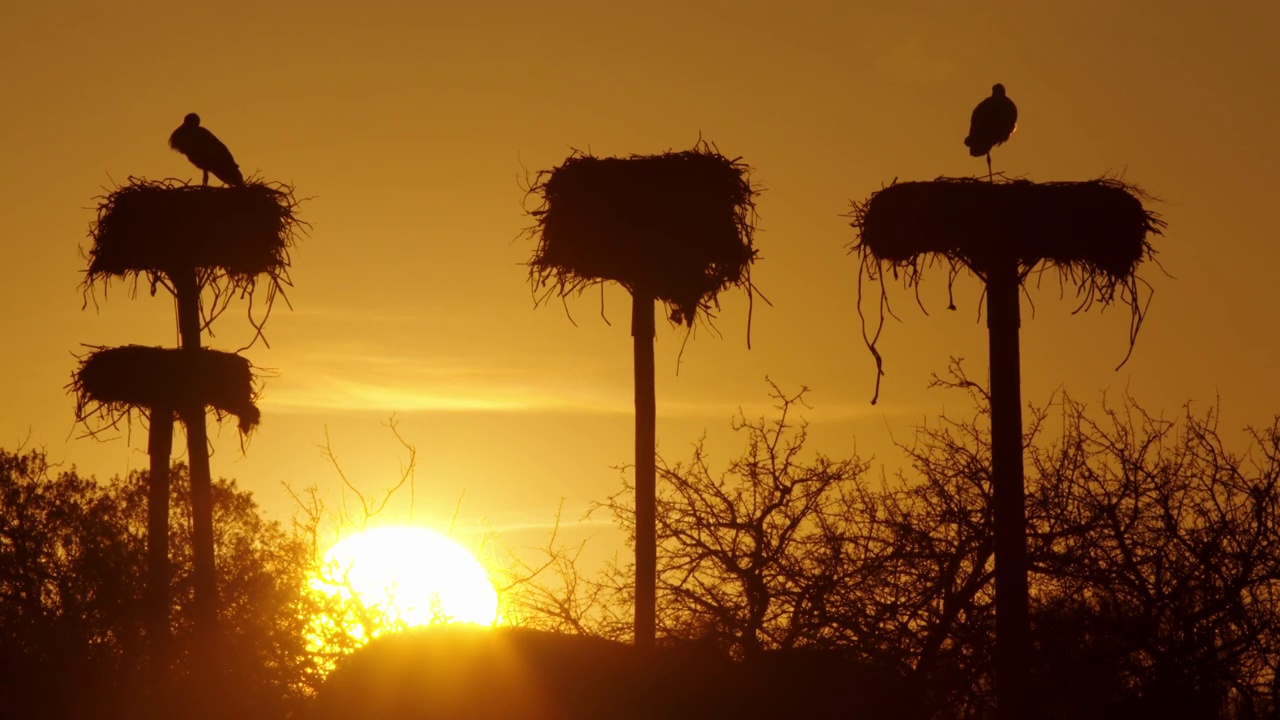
[{"xmin": 314, "ymin": 526, "xmax": 498, "ymax": 629}]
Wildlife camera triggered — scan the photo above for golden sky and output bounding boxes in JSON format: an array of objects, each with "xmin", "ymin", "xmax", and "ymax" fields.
[{"xmin": 2, "ymin": 1, "xmax": 1277, "ymax": 555}]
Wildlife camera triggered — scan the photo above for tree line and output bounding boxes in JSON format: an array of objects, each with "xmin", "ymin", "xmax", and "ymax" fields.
[
  {"xmin": 510, "ymin": 366, "xmax": 1280, "ymax": 719},
  {"xmin": 4, "ymin": 367, "xmax": 1279, "ymax": 718}
]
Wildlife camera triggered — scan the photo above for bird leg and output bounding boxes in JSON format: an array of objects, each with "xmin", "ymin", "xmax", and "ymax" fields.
[
  {"xmin": 202, "ymin": 169, "xmax": 209, "ymax": 186},
  {"xmin": 986, "ymin": 153, "xmax": 993, "ymax": 183}
]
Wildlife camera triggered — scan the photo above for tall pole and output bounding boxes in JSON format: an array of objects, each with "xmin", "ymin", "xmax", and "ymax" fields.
[
  {"xmin": 145, "ymin": 406, "xmax": 173, "ymax": 692},
  {"xmin": 632, "ymin": 288, "xmax": 656, "ymax": 653},
  {"xmin": 986, "ymin": 256, "xmax": 1030, "ymax": 720},
  {"xmin": 172, "ymin": 268, "xmax": 217, "ymax": 639}
]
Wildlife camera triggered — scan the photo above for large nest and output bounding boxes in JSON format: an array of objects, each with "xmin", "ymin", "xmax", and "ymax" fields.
[
  {"xmin": 848, "ymin": 177, "xmax": 1165, "ymax": 403},
  {"xmin": 84, "ymin": 178, "xmax": 303, "ymax": 342},
  {"xmin": 851, "ymin": 177, "xmax": 1161, "ymax": 278},
  {"xmin": 72, "ymin": 345, "xmax": 261, "ymax": 435},
  {"xmin": 526, "ymin": 143, "xmax": 759, "ymax": 326}
]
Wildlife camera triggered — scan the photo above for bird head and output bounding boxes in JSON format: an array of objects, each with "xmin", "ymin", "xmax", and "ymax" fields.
[
  {"xmin": 992, "ymin": 84, "xmax": 1006, "ymax": 97},
  {"xmin": 183, "ymin": 113, "xmax": 201, "ymax": 126}
]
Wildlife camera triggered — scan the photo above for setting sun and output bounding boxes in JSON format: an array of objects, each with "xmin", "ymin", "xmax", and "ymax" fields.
[{"xmin": 312, "ymin": 526, "xmax": 499, "ymax": 634}]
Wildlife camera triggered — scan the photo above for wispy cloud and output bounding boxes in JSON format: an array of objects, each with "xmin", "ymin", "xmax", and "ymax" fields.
[
  {"xmin": 259, "ymin": 350, "xmax": 630, "ymax": 414},
  {"xmin": 478, "ymin": 517, "xmax": 618, "ymax": 533},
  {"xmin": 256, "ymin": 345, "xmax": 902, "ymax": 421},
  {"xmin": 262, "ymin": 368, "xmax": 903, "ymax": 423},
  {"xmin": 263, "ymin": 375, "xmax": 628, "ymax": 414}
]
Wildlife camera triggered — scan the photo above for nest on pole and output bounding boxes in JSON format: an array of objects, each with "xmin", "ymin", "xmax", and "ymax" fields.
[
  {"xmin": 71, "ymin": 345, "xmax": 261, "ymax": 435},
  {"xmin": 526, "ymin": 143, "xmax": 759, "ymax": 327},
  {"xmin": 84, "ymin": 178, "xmax": 303, "ymax": 340},
  {"xmin": 848, "ymin": 177, "xmax": 1165, "ymax": 402}
]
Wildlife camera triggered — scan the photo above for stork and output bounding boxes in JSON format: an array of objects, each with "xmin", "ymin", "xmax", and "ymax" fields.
[
  {"xmin": 964, "ymin": 84, "xmax": 1018, "ymax": 181},
  {"xmin": 169, "ymin": 113, "xmax": 244, "ymax": 187}
]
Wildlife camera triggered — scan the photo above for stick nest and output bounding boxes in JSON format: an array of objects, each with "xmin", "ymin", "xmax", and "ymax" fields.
[
  {"xmin": 83, "ymin": 178, "xmax": 303, "ymax": 341},
  {"xmin": 850, "ymin": 177, "xmax": 1161, "ymax": 277},
  {"xmin": 848, "ymin": 176, "xmax": 1165, "ymax": 403},
  {"xmin": 72, "ymin": 345, "xmax": 261, "ymax": 435},
  {"xmin": 526, "ymin": 143, "xmax": 759, "ymax": 326}
]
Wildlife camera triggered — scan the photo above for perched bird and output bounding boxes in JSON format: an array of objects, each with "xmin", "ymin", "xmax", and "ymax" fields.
[
  {"xmin": 964, "ymin": 84, "xmax": 1018, "ymax": 180},
  {"xmin": 169, "ymin": 113, "xmax": 244, "ymax": 187}
]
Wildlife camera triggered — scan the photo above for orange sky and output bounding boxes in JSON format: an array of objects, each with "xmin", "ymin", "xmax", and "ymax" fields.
[{"xmin": 2, "ymin": 1, "xmax": 1278, "ymax": 560}]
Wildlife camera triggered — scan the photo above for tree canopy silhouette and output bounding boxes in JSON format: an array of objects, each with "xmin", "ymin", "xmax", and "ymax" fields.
[{"xmin": 0, "ymin": 449, "xmax": 316, "ymax": 720}]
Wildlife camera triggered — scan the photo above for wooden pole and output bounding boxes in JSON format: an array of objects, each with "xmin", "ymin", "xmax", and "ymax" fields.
[
  {"xmin": 986, "ymin": 257, "xmax": 1030, "ymax": 720},
  {"xmin": 632, "ymin": 288, "xmax": 656, "ymax": 652},
  {"xmin": 172, "ymin": 268, "xmax": 217, "ymax": 639},
  {"xmin": 146, "ymin": 405, "xmax": 173, "ymax": 692}
]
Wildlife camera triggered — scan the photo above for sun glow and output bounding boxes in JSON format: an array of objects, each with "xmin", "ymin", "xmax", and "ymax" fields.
[{"xmin": 310, "ymin": 526, "xmax": 499, "ymax": 640}]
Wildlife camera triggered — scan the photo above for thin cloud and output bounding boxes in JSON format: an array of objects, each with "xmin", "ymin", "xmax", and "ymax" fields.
[
  {"xmin": 259, "ymin": 359, "xmax": 631, "ymax": 415},
  {"xmin": 262, "ymin": 372, "xmax": 906, "ymax": 421},
  {"xmin": 256, "ymin": 349, "xmax": 907, "ymax": 420},
  {"xmin": 479, "ymin": 518, "xmax": 618, "ymax": 533},
  {"xmin": 263, "ymin": 379, "xmax": 624, "ymax": 414}
]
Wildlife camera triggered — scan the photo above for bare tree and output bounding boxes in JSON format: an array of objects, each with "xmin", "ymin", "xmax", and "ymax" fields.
[
  {"xmin": 583, "ymin": 384, "xmax": 871, "ymax": 660},
  {"xmin": 1026, "ymin": 391, "xmax": 1280, "ymax": 719},
  {"xmin": 506, "ymin": 367, "xmax": 1280, "ymax": 719}
]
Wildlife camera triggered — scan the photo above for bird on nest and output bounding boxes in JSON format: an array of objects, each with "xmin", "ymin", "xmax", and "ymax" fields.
[
  {"xmin": 964, "ymin": 83, "xmax": 1018, "ymax": 181},
  {"xmin": 169, "ymin": 113, "xmax": 244, "ymax": 187}
]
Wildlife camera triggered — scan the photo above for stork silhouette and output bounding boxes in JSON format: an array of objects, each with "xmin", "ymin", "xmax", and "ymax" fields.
[
  {"xmin": 964, "ymin": 84, "xmax": 1018, "ymax": 181},
  {"xmin": 169, "ymin": 113, "xmax": 244, "ymax": 187}
]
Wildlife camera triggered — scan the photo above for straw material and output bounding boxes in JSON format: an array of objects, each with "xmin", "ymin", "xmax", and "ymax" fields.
[
  {"xmin": 87, "ymin": 178, "xmax": 298, "ymax": 278},
  {"xmin": 83, "ymin": 177, "xmax": 302, "ymax": 343},
  {"xmin": 850, "ymin": 177, "xmax": 1161, "ymax": 278},
  {"xmin": 72, "ymin": 345, "xmax": 260, "ymax": 434},
  {"xmin": 848, "ymin": 177, "xmax": 1165, "ymax": 403},
  {"xmin": 527, "ymin": 144, "xmax": 759, "ymax": 326}
]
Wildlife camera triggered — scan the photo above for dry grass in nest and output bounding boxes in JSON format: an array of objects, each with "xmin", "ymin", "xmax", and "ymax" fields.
[
  {"xmin": 848, "ymin": 176, "xmax": 1165, "ymax": 403},
  {"xmin": 72, "ymin": 345, "xmax": 261, "ymax": 435},
  {"xmin": 526, "ymin": 143, "xmax": 760, "ymax": 327},
  {"xmin": 83, "ymin": 177, "xmax": 304, "ymax": 343}
]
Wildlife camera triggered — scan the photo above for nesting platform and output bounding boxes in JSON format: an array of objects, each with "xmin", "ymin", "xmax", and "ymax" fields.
[
  {"xmin": 850, "ymin": 177, "xmax": 1161, "ymax": 279},
  {"xmin": 848, "ymin": 176, "xmax": 1165, "ymax": 403},
  {"xmin": 73, "ymin": 345, "xmax": 260, "ymax": 433},
  {"xmin": 86, "ymin": 179, "xmax": 298, "ymax": 280},
  {"xmin": 528, "ymin": 146, "xmax": 758, "ymax": 325}
]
